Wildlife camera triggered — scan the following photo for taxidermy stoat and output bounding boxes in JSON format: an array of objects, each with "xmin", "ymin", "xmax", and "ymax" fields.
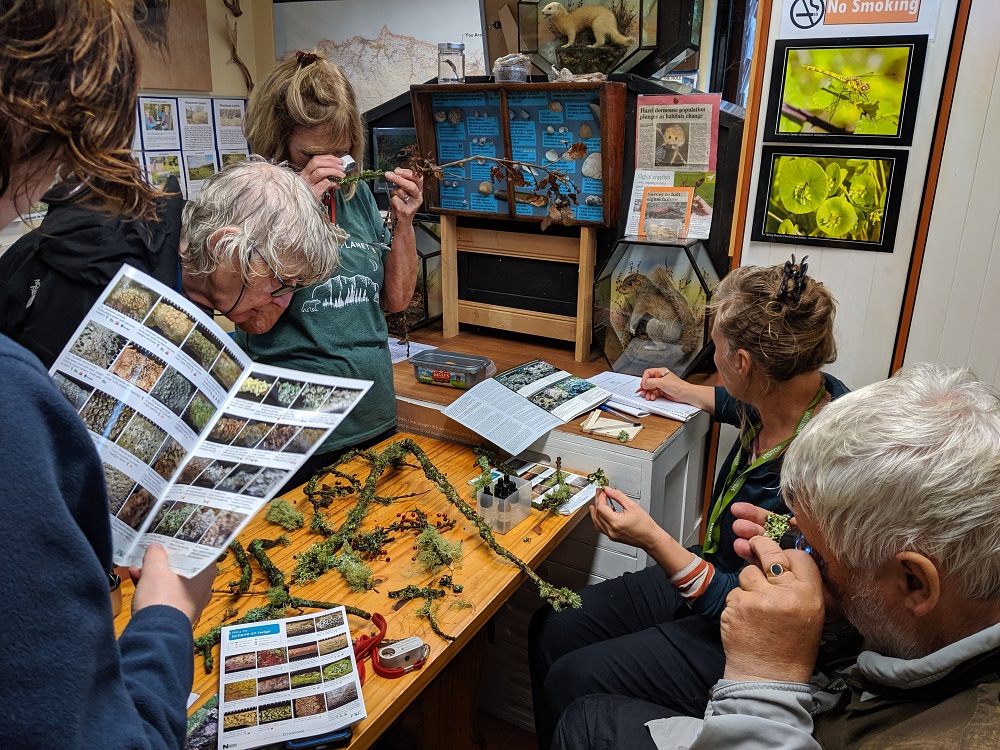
[
  {"xmin": 540, "ymin": 2, "xmax": 634, "ymax": 48},
  {"xmin": 619, "ymin": 270, "xmax": 700, "ymax": 356}
]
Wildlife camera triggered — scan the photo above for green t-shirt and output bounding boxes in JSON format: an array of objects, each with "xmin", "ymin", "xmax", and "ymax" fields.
[{"xmin": 234, "ymin": 183, "xmax": 394, "ymax": 454}]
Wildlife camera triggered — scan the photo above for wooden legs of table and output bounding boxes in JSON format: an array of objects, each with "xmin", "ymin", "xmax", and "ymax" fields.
[{"xmin": 421, "ymin": 626, "xmax": 487, "ymax": 749}]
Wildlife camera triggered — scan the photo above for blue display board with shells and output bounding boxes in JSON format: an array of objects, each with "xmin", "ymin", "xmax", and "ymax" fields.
[{"xmin": 411, "ymin": 82, "xmax": 625, "ymax": 227}]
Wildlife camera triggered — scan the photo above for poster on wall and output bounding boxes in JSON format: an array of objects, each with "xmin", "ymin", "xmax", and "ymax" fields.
[
  {"xmin": 764, "ymin": 35, "xmax": 927, "ymax": 145},
  {"xmin": 143, "ymin": 151, "xmax": 187, "ymax": 196},
  {"xmin": 273, "ymin": 0, "xmax": 487, "ymax": 115},
  {"xmin": 635, "ymin": 94, "xmax": 721, "ymax": 170},
  {"xmin": 178, "ymin": 97, "xmax": 216, "ymax": 152},
  {"xmin": 138, "ymin": 96, "xmax": 181, "ymax": 151},
  {"xmin": 779, "ymin": 0, "xmax": 942, "ymax": 40},
  {"xmin": 213, "ymin": 99, "xmax": 249, "ymax": 153},
  {"xmin": 751, "ymin": 145, "xmax": 908, "ymax": 252}
]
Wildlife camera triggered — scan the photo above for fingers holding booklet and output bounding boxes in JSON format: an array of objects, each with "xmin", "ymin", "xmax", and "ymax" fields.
[{"xmin": 50, "ymin": 266, "xmax": 373, "ymax": 577}]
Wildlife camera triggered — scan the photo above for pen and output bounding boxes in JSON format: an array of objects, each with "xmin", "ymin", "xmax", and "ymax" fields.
[{"xmin": 599, "ymin": 404, "xmax": 642, "ymax": 426}]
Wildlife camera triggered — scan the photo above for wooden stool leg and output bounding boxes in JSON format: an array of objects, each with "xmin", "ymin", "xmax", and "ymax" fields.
[{"xmin": 421, "ymin": 627, "xmax": 487, "ymax": 749}]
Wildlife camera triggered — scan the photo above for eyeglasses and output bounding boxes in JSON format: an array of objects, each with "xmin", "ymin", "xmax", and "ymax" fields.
[{"xmin": 253, "ymin": 248, "xmax": 302, "ymax": 297}]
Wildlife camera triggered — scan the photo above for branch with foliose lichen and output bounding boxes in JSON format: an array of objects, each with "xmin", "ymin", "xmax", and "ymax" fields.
[{"xmin": 398, "ymin": 438, "xmax": 582, "ymax": 611}]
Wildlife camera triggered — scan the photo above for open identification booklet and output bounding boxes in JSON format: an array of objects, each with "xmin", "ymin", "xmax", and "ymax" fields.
[
  {"xmin": 218, "ymin": 606, "xmax": 365, "ymax": 750},
  {"xmin": 49, "ymin": 266, "xmax": 372, "ymax": 577},
  {"xmin": 442, "ymin": 359, "xmax": 610, "ymax": 456}
]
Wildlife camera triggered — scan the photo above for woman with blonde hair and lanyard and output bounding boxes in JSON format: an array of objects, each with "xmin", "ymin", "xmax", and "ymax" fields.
[
  {"xmin": 529, "ymin": 257, "xmax": 850, "ymax": 750},
  {"xmin": 236, "ymin": 50, "xmax": 424, "ymax": 493}
]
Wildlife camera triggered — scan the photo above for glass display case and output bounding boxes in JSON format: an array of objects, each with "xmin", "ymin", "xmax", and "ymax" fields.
[
  {"xmin": 593, "ymin": 236, "xmax": 720, "ymax": 378},
  {"xmin": 386, "ymin": 221, "xmax": 442, "ymax": 336},
  {"xmin": 517, "ymin": 0, "xmax": 702, "ymax": 77}
]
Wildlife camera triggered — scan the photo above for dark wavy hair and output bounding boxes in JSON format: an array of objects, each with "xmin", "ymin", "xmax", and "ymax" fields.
[{"xmin": 0, "ymin": 0, "xmax": 159, "ymax": 219}]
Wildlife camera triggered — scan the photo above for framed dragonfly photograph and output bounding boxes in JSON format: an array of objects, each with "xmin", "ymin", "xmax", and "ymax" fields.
[{"xmin": 764, "ymin": 36, "xmax": 927, "ymax": 146}]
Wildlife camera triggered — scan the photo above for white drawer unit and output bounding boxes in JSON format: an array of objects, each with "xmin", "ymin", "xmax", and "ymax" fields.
[{"xmin": 393, "ymin": 381, "xmax": 711, "ymax": 734}]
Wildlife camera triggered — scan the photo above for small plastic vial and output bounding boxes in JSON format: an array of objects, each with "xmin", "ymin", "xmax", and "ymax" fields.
[{"xmin": 438, "ymin": 43, "xmax": 465, "ymax": 84}]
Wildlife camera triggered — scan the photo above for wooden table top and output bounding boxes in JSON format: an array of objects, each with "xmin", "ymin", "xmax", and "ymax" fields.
[
  {"xmin": 393, "ymin": 326, "xmax": 711, "ymax": 454},
  {"xmin": 114, "ymin": 432, "xmax": 588, "ymax": 749}
]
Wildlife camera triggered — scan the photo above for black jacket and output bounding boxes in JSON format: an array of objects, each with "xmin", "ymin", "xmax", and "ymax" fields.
[{"xmin": 0, "ymin": 178, "xmax": 183, "ymax": 367}]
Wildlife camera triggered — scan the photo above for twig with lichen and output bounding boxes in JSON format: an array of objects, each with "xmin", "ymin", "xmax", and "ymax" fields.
[
  {"xmin": 388, "ymin": 585, "xmax": 455, "ymax": 641},
  {"xmin": 225, "ymin": 540, "xmax": 252, "ymax": 595}
]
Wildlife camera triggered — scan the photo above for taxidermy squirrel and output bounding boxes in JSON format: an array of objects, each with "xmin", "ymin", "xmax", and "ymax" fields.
[
  {"xmin": 655, "ymin": 124, "xmax": 688, "ymax": 166},
  {"xmin": 619, "ymin": 269, "xmax": 700, "ymax": 357},
  {"xmin": 541, "ymin": 2, "xmax": 634, "ymax": 48}
]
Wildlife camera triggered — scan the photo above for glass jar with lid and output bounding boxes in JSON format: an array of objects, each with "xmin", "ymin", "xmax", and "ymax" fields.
[{"xmin": 437, "ymin": 43, "xmax": 465, "ymax": 83}]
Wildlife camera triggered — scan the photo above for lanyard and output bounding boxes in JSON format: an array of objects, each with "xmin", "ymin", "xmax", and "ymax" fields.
[{"xmin": 702, "ymin": 384, "xmax": 826, "ymax": 555}]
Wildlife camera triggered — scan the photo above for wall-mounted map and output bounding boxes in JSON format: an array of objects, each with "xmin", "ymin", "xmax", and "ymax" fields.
[{"xmin": 273, "ymin": 0, "xmax": 488, "ymax": 114}]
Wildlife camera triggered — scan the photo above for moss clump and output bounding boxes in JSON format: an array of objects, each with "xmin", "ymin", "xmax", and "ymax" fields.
[
  {"xmin": 265, "ymin": 498, "xmax": 305, "ymax": 530},
  {"xmin": 415, "ymin": 526, "xmax": 463, "ymax": 573}
]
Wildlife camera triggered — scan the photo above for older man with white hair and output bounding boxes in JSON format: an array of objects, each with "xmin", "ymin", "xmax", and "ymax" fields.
[
  {"xmin": 1, "ymin": 156, "xmax": 344, "ymax": 366},
  {"xmin": 554, "ymin": 363, "xmax": 1000, "ymax": 749}
]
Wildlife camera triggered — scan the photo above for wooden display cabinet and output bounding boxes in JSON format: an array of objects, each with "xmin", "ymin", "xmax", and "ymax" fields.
[
  {"xmin": 410, "ymin": 82, "xmax": 626, "ymax": 360},
  {"xmin": 410, "ymin": 81, "xmax": 625, "ymax": 226}
]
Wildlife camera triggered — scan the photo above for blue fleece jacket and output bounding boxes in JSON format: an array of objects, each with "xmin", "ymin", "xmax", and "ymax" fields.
[{"xmin": 0, "ymin": 334, "xmax": 194, "ymax": 749}]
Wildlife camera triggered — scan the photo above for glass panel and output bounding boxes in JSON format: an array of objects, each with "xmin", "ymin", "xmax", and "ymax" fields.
[
  {"xmin": 642, "ymin": 0, "xmax": 658, "ymax": 47},
  {"xmin": 593, "ymin": 239, "xmax": 719, "ymax": 377}
]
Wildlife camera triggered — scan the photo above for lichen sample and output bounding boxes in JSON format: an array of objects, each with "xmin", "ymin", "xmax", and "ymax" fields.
[
  {"xmin": 238, "ymin": 376, "xmax": 272, "ymax": 399},
  {"xmin": 265, "ymin": 498, "xmax": 305, "ymax": 530},
  {"xmin": 109, "ymin": 344, "xmax": 165, "ymax": 392},
  {"xmin": 183, "ymin": 328, "xmax": 220, "ymax": 369},
  {"xmin": 145, "ymin": 300, "xmax": 194, "ymax": 344},
  {"xmin": 52, "ymin": 373, "xmax": 92, "ymax": 411},
  {"xmin": 321, "ymin": 658, "xmax": 351, "ymax": 682},
  {"xmin": 149, "ymin": 367, "xmax": 195, "ymax": 415},
  {"xmin": 117, "ymin": 414, "xmax": 167, "ymax": 463},
  {"xmin": 105, "ymin": 279, "xmax": 156, "ymax": 320},
  {"xmin": 293, "ymin": 383, "xmax": 333, "ymax": 411},
  {"xmin": 70, "ymin": 322, "xmax": 126, "ymax": 368}
]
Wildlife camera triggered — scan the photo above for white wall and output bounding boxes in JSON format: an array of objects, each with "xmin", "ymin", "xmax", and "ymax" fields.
[
  {"xmin": 738, "ymin": 0, "xmax": 961, "ymax": 390},
  {"xmin": 902, "ymin": 0, "xmax": 1000, "ymax": 387}
]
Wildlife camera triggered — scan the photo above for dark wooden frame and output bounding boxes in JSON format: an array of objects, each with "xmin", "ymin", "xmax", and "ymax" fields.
[
  {"xmin": 763, "ymin": 35, "xmax": 928, "ymax": 147},
  {"xmin": 410, "ymin": 81, "xmax": 626, "ymax": 227}
]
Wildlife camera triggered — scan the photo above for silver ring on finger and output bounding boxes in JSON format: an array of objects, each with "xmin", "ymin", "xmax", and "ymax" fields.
[{"xmin": 403, "ymin": 193, "xmax": 411, "ymax": 203}]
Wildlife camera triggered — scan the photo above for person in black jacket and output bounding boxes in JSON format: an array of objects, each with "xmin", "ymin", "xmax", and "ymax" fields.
[{"xmin": 0, "ymin": 157, "xmax": 345, "ymax": 367}]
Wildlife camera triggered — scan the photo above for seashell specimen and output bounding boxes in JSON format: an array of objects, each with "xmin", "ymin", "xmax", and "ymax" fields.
[
  {"xmin": 548, "ymin": 101, "xmax": 563, "ymax": 112},
  {"xmin": 479, "ymin": 137, "xmax": 487, "ymax": 145},
  {"xmin": 581, "ymin": 151, "xmax": 602, "ymax": 179},
  {"xmin": 579, "ymin": 123, "xmax": 593, "ymax": 140},
  {"xmin": 558, "ymin": 125, "xmax": 569, "ymax": 133},
  {"xmin": 589, "ymin": 103, "xmax": 601, "ymax": 123},
  {"xmin": 434, "ymin": 111, "xmax": 447, "ymax": 123},
  {"xmin": 517, "ymin": 108, "xmax": 530, "ymax": 120},
  {"xmin": 545, "ymin": 149, "xmax": 559, "ymax": 162},
  {"xmin": 478, "ymin": 181, "xmax": 493, "ymax": 196},
  {"xmin": 447, "ymin": 107, "xmax": 462, "ymax": 124},
  {"xmin": 585, "ymin": 195, "xmax": 603, "ymax": 206},
  {"xmin": 546, "ymin": 125, "xmax": 555, "ymax": 134}
]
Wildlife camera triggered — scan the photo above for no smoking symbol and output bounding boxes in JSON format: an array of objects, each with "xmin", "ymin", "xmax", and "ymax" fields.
[{"xmin": 790, "ymin": 0, "xmax": 825, "ymax": 29}]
